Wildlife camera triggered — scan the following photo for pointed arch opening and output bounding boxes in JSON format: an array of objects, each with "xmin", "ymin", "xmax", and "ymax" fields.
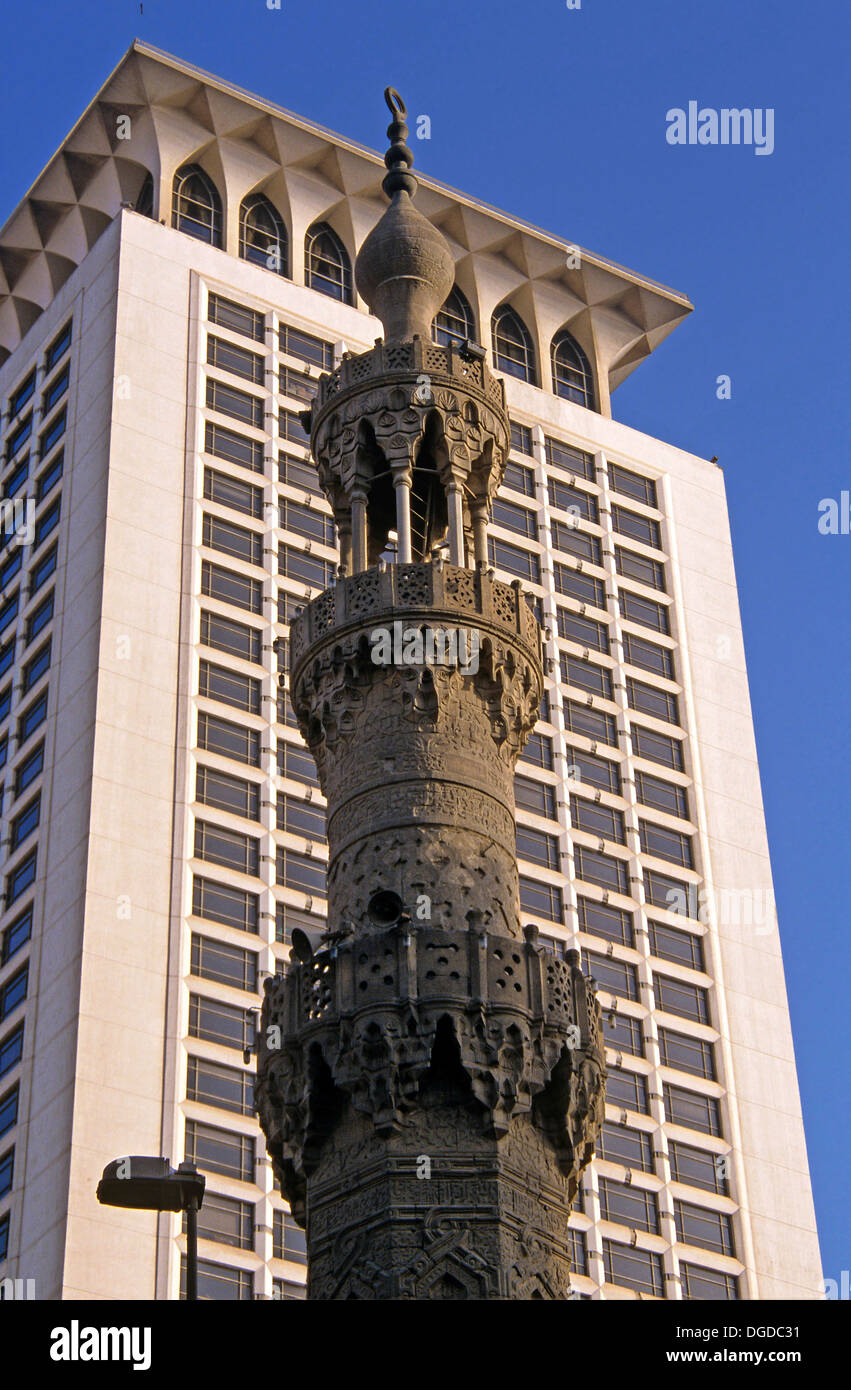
[
  {"xmin": 551, "ymin": 328, "xmax": 595, "ymax": 409},
  {"xmin": 305, "ymin": 222, "xmax": 353, "ymax": 304},
  {"xmin": 172, "ymin": 164, "xmax": 222, "ymax": 247},
  {"xmin": 431, "ymin": 285, "xmax": 475, "ymax": 350},
  {"xmin": 491, "ymin": 304, "xmax": 536, "ymax": 383},
  {"xmin": 240, "ymin": 193, "xmax": 289, "ymax": 277}
]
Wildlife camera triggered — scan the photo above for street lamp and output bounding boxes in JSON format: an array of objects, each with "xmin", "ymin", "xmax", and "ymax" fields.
[{"xmin": 97, "ymin": 1156, "xmax": 206, "ymax": 1300}]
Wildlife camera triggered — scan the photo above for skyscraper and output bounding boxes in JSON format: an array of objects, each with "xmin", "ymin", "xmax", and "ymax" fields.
[{"xmin": 0, "ymin": 41, "xmax": 822, "ymax": 1301}]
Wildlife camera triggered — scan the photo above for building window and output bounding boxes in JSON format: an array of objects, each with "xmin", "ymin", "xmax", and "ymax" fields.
[
  {"xmin": 275, "ymin": 903, "xmax": 323, "ymax": 946},
  {"xmin": 669, "ymin": 1141, "xmax": 728, "ymax": 1196},
  {"xmin": 279, "ymin": 453, "xmax": 321, "ymax": 495},
  {"xmin": 36, "ymin": 452, "xmax": 63, "ymax": 503},
  {"xmin": 615, "ymin": 546, "xmax": 666, "ymax": 592},
  {"xmin": 680, "ymin": 1263, "xmax": 739, "ymax": 1300},
  {"xmin": 42, "ymin": 366, "xmax": 69, "ymax": 417},
  {"xmin": 273, "ymin": 1209, "xmax": 307, "ymax": 1264},
  {"xmin": 635, "ymin": 770, "xmax": 689, "ymax": 821},
  {"xmin": 45, "ymin": 322, "xmax": 72, "ymax": 373},
  {"xmin": 204, "ymin": 467, "xmax": 263, "ymax": 519},
  {"xmin": 206, "ymin": 378, "xmax": 263, "ymax": 430},
  {"xmin": 180, "ymin": 1256, "xmax": 252, "ymax": 1300},
  {"xmin": 279, "ymin": 409, "xmax": 311, "ymax": 448},
  {"xmin": 2, "ymin": 909, "xmax": 32, "ymax": 964},
  {"xmin": 644, "ymin": 869, "xmax": 698, "ymax": 917},
  {"xmin": 207, "ymin": 336, "xmax": 264, "ymax": 386},
  {"xmin": 8, "ymin": 371, "xmax": 36, "ymax": 420},
  {"xmin": 632, "ymin": 725, "xmax": 683, "ymax": 771},
  {"xmin": 648, "ymin": 920, "xmax": 704, "ymax": 971},
  {"xmin": 551, "ymin": 519, "xmax": 601, "ymax": 566},
  {"xmin": 432, "ymin": 286, "xmax": 475, "ymax": 349},
  {"xmin": 582, "ymin": 950, "xmax": 638, "ymax": 1000},
  {"xmin": 187, "ymin": 1055, "xmax": 254, "ymax": 1116},
  {"xmin": 659, "ymin": 1028, "xmax": 715, "ymax": 1081},
  {"xmin": 194, "ymin": 821, "xmax": 259, "ymax": 877},
  {"xmin": 492, "ymin": 498, "xmax": 536, "ymax": 540},
  {"xmin": 620, "ymin": 590, "xmax": 670, "ymax": 636},
  {"xmin": 655, "ymin": 975, "xmax": 710, "ymax": 1025},
  {"xmin": 0, "ymin": 966, "xmax": 27, "ymax": 1021},
  {"xmin": 605, "ymin": 1065, "xmax": 649, "ymax": 1114},
  {"xmin": 561, "ymin": 655, "xmax": 613, "ymax": 701},
  {"xmin": 570, "ymin": 795, "xmax": 625, "ymax": 844},
  {"xmin": 188, "ymin": 994, "xmax": 252, "ymax": 1051},
  {"xmin": 514, "ymin": 774, "xmax": 556, "ymax": 821},
  {"xmin": 279, "ymin": 546, "xmax": 335, "ymax": 592},
  {"xmin": 0, "ymin": 1147, "xmax": 13, "ymax": 1198},
  {"xmin": 199, "ymin": 660, "xmax": 261, "ymax": 715},
  {"xmin": 10, "ymin": 796, "xmax": 40, "ymax": 851},
  {"xmin": 491, "ymin": 304, "xmax": 536, "ymax": 383},
  {"xmin": 276, "ymin": 848, "xmax": 327, "ymax": 897},
  {"xmin": 487, "ymin": 537, "xmax": 540, "ymax": 585},
  {"xmin": 516, "ymin": 825, "xmax": 559, "ymax": 870},
  {"xmin": 187, "ymin": 1191, "xmax": 254, "ymax": 1251},
  {"xmin": 172, "ymin": 165, "xmax": 222, "ymax": 246},
  {"xmin": 556, "ymin": 610, "xmax": 610, "ymax": 655},
  {"xmin": 627, "ymin": 677, "xmax": 679, "ymax": 725},
  {"xmin": 5, "ymin": 850, "xmax": 37, "ymax": 906},
  {"xmin": 277, "ymin": 794, "xmax": 326, "ymax": 842},
  {"xmin": 191, "ymin": 935, "xmax": 258, "ymax": 992},
  {"xmin": 279, "ymin": 322, "xmax": 332, "ymax": 370},
  {"xmin": 602, "ymin": 1240, "xmax": 663, "ymax": 1296},
  {"xmin": 622, "ymin": 631, "xmax": 675, "ymax": 682},
  {"xmin": 664, "ymin": 1082, "xmax": 722, "ymax": 1137},
  {"xmin": 279, "ymin": 500, "xmax": 335, "ymax": 548},
  {"xmin": 0, "ymin": 1211, "xmax": 8, "ymax": 1262},
  {"xmin": 208, "ymin": 294, "xmax": 264, "ymax": 342},
  {"xmin": 549, "ymin": 477, "xmax": 599, "ymax": 523},
  {"xmin": 510, "ymin": 421, "xmax": 533, "ymax": 456},
  {"xmin": 551, "ymin": 330, "xmax": 594, "ymax": 408},
  {"xmin": 200, "ymin": 611, "xmax": 261, "ymax": 665},
  {"xmin": 239, "ymin": 194, "xmax": 288, "ymax": 275},
  {"xmin": 305, "ymin": 222, "xmax": 352, "ymax": 303},
  {"xmin": 612, "ymin": 504, "xmax": 662, "ymax": 550},
  {"xmin": 204, "ymin": 421, "xmax": 264, "ymax": 474},
  {"xmin": 674, "ymin": 1199, "xmax": 735, "ymax": 1257},
  {"xmin": 192, "ymin": 876, "xmax": 259, "ymax": 934},
  {"xmin": 201, "ymin": 561, "xmax": 263, "ymax": 615},
  {"xmin": 0, "ymin": 1085, "xmax": 18, "ymax": 1138},
  {"xmin": 196, "ymin": 765, "xmax": 259, "ymax": 821},
  {"xmin": 599, "ymin": 1124, "xmax": 653, "ymax": 1172},
  {"xmin": 277, "ymin": 741, "xmax": 319, "ymax": 788},
  {"xmin": 22, "ymin": 641, "xmax": 51, "ymax": 694},
  {"xmin": 640, "ymin": 820, "xmax": 693, "ymax": 869},
  {"xmin": 279, "ymin": 366, "xmax": 317, "ymax": 404},
  {"xmin": 554, "ymin": 565, "xmax": 606, "ymax": 611},
  {"xmin": 577, "ymin": 897, "xmax": 633, "ymax": 947},
  {"xmin": 563, "ymin": 740, "xmax": 618, "ymax": 793},
  {"xmin": 564, "ymin": 701, "xmax": 618, "ymax": 748},
  {"xmin": 602, "ymin": 1012, "xmax": 644, "ymax": 1058},
  {"xmin": 520, "ymin": 731, "xmax": 554, "ymax": 771},
  {"xmin": 519, "ymin": 876, "xmax": 563, "ymax": 923},
  {"xmin": 185, "ymin": 1120, "xmax": 254, "ymax": 1183},
  {"xmin": 609, "ymin": 463, "xmax": 658, "ymax": 508},
  {"xmin": 599, "ymin": 1177, "xmax": 659, "ymax": 1233},
  {"xmin": 198, "ymin": 712, "xmax": 260, "ymax": 768},
  {"xmin": 29, "ymin": 546, "xmax": 57, "ymax": 596},
  {"xmin": 0, "ymin": 1024, "xmax": 24, "ymax": 1078},
  {"xmin": 504, "ymin": 460, "xmax": 535, "ymax": 497}
]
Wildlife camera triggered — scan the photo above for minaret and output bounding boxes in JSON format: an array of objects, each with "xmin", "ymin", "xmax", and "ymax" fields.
[{"xmin": 255, "ymin": 91, "xmax": 605, "ymax": 1300}]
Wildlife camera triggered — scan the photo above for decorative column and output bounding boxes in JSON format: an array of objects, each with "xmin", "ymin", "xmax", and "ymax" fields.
[
  {"xmin": 392, "ymin": 463, "xmax": 413, "ymax": 563},
  {"xmin": 351, "ymin": 487, "xmax": 368, "ymax": 574}
]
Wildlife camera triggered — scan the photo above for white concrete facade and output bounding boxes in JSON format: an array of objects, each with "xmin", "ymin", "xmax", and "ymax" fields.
[{"xmin": 0, "ymin": 44, "xmax": 821, "ymax": 1301}]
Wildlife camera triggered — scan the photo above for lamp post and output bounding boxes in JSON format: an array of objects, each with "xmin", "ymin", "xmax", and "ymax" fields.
[{"xmin": 97, "ymin": 1156, "xmax": 206, "ymax": 1299}]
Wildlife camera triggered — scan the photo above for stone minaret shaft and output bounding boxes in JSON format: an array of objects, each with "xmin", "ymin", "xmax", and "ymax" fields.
[{"xmin": 255, "ymin": 91, "xmax": 605, "ymax": 1300}]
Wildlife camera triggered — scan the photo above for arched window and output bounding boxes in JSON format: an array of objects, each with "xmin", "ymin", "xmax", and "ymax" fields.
[
  {"xmin": 135, "ymin": 173, "xmax": 154, "ymax": 219},
  {"xmin": 491, "ymin": 305, "xmax": 536, "ymax": 383},
  {"xmin": 172, "ymin": 164, "xmax": 222, "ymax": 246},
  {"xmin": 305, "ymin": 222, "xmax": 352, "ymax": 304},
  {"xmin": 552, "ymin": 329, "xmax": 595, "ymax": 409},
  {"xmin": 240, "ymin": 194, "xmax": 289, "ymax": 277},
  {"xmin": 432, "ymin": 286, "xmax": 475, "ymax": 350}
]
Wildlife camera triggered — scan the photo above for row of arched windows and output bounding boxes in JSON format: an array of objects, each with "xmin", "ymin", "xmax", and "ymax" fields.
[{"xmin": 163, "ymin": 165, "xmax": 595, "ymax": 408}]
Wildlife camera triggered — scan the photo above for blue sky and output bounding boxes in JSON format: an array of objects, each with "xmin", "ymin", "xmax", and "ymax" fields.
[{"xmin": 1, "ymin": 0, "xmax": 847, "ymax": 1289}]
